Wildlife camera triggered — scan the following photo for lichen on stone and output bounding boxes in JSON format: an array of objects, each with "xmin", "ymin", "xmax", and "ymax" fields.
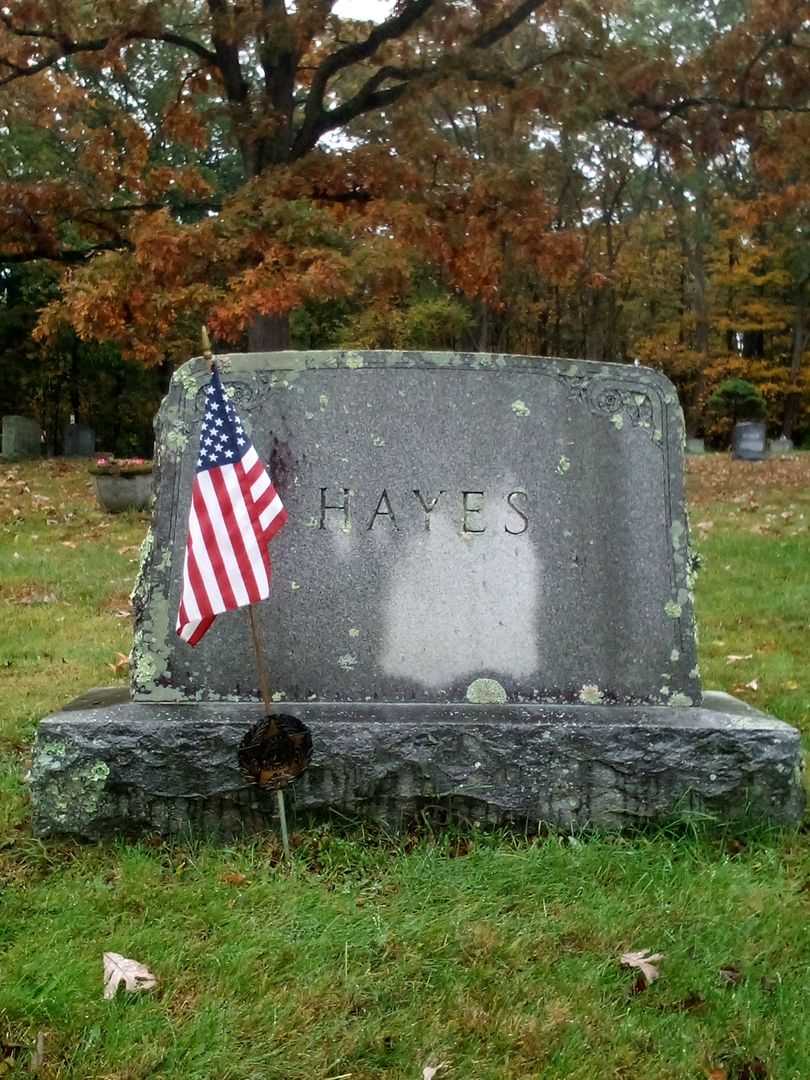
[
  {"xmin": 164, "ymin": 425, "xmax": 189, "ymax": 454},
  {"xmin": 466, "ymin": 678, "xmax": 507, "ymax": 704},
  {"xmin": 664, "ymin": 600, "xmax": 682, "ymax": 619},
  {"xmin": 511, "ymin": 399, "xmax": 530, "ymax": 417},
  {"xmin": 556, "ymin": 455, "xmax": 571, "ymax": 475},
  {"xmin": 338, "ymin": 653, "xmax": 357, "ymax": 670},
  {"xmin": 36, "ymin": 758, "xmax": 111, "ymax": 828},
  {"xmin": 578, "ymin": 684, "xmax": 604, "ymax": 705},
  {"xmin": 610, "ymin": 413, "xmax": 624, "ymax": 430},
  {"xmin": 669, "ymin": 692, "xmax": 693, "ymax": 708}
]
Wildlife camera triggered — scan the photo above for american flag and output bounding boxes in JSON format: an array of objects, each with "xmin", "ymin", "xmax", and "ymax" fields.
[{"xmin": 176, "ymin": 364, "xmax": 287, "ymax": 646}]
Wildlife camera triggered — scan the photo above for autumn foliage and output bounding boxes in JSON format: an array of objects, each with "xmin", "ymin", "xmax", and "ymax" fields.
[{"xmin": 3, "ymin": 0, "xmax": 810, "ymax": 444}]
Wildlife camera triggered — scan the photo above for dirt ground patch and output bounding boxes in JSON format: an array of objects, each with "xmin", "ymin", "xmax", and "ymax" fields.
[{"xmin": 686, "ymin": 453, "xmax": 810, "ymax": 505}]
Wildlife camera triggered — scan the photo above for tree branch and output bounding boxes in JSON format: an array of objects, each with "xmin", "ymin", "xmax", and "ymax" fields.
[
  {"xmin": 0, "ymin": 239, "xmax": 132, "ymax": 264},
  {"xmin": 294, "ymin": 0, "xmax": 436, "ymax": 154},
  {"xmin": 0, "ymin": 13, "xmax": 217, "ymax": 86},
  {"xmin": 292, "ymin": 0, "xmax": 548, "ymax": 158}
]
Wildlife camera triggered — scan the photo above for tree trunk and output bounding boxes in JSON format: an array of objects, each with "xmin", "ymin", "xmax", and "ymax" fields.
[
  {"xmin": 783, "ymin": 287, "xmax": 806, "ymax": 440},
  {"xmin": 248, "ymin": 313, "xmax": 290, "ymax": 352},
  {"xmin": 69, "ymin": 337, "xmax": 80, "ymax": 422}
]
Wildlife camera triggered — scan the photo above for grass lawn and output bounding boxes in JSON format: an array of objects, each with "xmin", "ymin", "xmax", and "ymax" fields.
[{"xmin": 0, "ymin": 455, "xmax": 809, "ymax": 1080}]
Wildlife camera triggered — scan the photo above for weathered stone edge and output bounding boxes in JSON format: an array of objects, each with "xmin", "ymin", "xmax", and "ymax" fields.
[{"xmin": 30, "ymin": 693, "xmax": 805, "ymax": 838}]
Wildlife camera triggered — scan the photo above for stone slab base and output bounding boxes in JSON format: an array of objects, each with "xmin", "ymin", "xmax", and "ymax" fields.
[{"xmin": 30, "ymin": 690, "xmax": 805, "ymax": 839}]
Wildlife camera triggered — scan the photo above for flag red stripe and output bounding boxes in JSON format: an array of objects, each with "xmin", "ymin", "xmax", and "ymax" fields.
[
  {"xmin": 187, "ymin": 541, "xmax": 214, "ymax": 618},
  {"xmin": 210, "ymin": 465, "xmax": 263, "ymax": 604},
  {"xmin": 264, "ymin": 506, "xmax": 288, "ymax": 542},
  {"xmin": 235, "ymin": 457, "xmax": 274, "ymax": 570},
  {"xmin": 192, "ymin": 481, "xmax": 237, "ymax": 610},
  {"xmin": 186, "ymin": 615, "xmax": 214, "ymax": 646}
]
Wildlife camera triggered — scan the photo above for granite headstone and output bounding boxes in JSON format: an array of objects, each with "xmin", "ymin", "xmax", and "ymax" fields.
[
  {"xmin": 770, "ymin": 435, "xmax": 794, "ymax": 456},
  {"xmin": 63, "ymin": 423, "xmax": 95, "ymax": 457},
  {"xmin": 30, "ymin": 352, "xmax": 804, "ymax": 837},
  {"xmin": 2, "ymin": 415, "xmax": 41, "ymax": 460},
  {"xmin": 732, "ymin": 421, "xmax": 768, "ymax": 461}
]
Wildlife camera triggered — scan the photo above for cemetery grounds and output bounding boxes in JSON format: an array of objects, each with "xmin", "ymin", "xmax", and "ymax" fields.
[{"xmin": 0, "ymin": 455, "xmax": 809, "ymax": 1080}]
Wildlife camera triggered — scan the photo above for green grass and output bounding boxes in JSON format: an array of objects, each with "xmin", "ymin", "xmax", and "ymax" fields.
[{"xmin": 0, "ymin": 457, "xmax": 809, "ymax": 1080}]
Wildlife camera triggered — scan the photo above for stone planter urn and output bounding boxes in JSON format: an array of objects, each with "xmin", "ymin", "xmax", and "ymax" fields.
[{"xmin": 90, "ymin": 459, "xmax": 153, "ymax": 513}]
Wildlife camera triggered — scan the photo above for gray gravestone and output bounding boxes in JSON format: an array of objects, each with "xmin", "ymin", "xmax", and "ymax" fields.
[
  {"xmin": 2, "ymin": 415, "xmax": 41, "ymax": 460},
  {"xmin": 30, "ymin": 352, "xmax": 804, "ymax": 837},
  {"xmin": 732, "ymin": 421, "xmax": 768, "ymax": 461},
  {"xmin": 770, "ymin": 435, "xmax": 794, "ymax": 455},
  {"xmin": 63, "ymin": 423, "xmax": 95, "ymax": 457}
]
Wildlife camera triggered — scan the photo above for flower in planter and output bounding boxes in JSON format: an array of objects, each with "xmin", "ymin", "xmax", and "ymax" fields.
[{"xmin": 89, "ymin": 456, "xmax": 153, "ymax": 477}]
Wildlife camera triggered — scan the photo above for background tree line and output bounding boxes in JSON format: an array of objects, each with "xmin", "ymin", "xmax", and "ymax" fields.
[{"xmin": 2, "ymin": 0, "xmax": 810, "ymax": 454}]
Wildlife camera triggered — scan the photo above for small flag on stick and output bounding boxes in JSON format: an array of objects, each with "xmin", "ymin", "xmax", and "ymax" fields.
[{"xmin": 176, "ymin": 363, "xmax": 287, "ymax": 646}]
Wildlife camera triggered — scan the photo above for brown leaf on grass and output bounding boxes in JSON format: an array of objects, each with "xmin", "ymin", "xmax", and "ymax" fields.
[
  {"xmin": 61, "ymin": 541, "xmax": 77, "ymax": 549},
  {"xmin": 784, "ymin": 681, "xmax": 799, "ymax": 691},
  {"xmin": 719, "ymin": 964, "xmax": 743, "ymax": 986},
  {"xmin": 13, "ymin": 591, "xmax": 57, "ymax": 606},
  {"xmin": 107, "ymin": 652, "xmax": 129, "ymax": 677},
  {"xmin": 705, "ymin": 1070, "xmax": 727, "ymax": 1080},
  {"xmin": 744, "ymin": 679, "xmax": 759, "ymax": 691},
  {"xmin": 113, "ymin": 609, "xmax": 132, "ymax": 619},
  {"xmin": 221, "ymin": 872, "xmax": 249, "ymax": 887},
  {"xmin": 620, "ymin": 949, "xmax": 663, "ymax": 986},
  {"xmin": 102, "ymin": 952, "xmax": 157, "ymax": 999},
  {"xmin": 725, "ymin": 654, "xmax": 753, "ymax": 664}
]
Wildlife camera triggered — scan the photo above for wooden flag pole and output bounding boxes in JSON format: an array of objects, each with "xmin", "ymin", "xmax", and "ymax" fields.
[
  {"xmin": 247, "ymin": 606, "xmax": 290, "ymax": 859},
  {"xmin": 202, "ymin": 326, "xmax": 290, "ymax": 859}
]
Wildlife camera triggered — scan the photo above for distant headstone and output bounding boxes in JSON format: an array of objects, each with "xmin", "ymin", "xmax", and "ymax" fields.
[
  {"xmin": 63, "ymin": 423, "xmax": 95, "ymax": 457},
  {"xmin": 770, "ymin": 435, "xmax": 794, "ymax": 456},
  {"xmin": 31, "ymin": 353, "xmax": 804, "ymax": 838},
  {"xmin": 732, "ymin": 421, "xmax": 768, "ymax": 461},
  {"xmin": 2, "ymin": 415, "xmax": 41, "ymax": 460},
  {"xmin": 686, "ymin": 437, "xmax": 706, "ymax": 455}
]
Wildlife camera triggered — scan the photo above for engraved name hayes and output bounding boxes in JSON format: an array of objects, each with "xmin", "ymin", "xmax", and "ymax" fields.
[{"xmin": 318, "ymin": 488, "xmax": 529, "ymax": 534}]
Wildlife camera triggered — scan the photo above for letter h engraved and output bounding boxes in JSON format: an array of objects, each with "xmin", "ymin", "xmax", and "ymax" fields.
[{"xmin": 320, "ymin": 487, "xmax": 350, "ymax": 529}]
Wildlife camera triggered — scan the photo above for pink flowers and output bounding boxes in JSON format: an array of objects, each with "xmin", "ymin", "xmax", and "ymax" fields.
[{"xmin": 95, "ymin": 457, "xmax": 147, "ymax": 467}]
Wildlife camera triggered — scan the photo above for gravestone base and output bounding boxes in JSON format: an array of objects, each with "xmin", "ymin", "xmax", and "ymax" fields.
[{"xmin": 31, "ymin": 690, "xmax": 804, "ymax": 839}]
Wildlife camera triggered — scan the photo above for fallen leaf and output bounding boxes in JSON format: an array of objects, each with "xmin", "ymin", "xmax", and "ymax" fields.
[
  {"xmin": 725, "ymin": 654, "xmax": 753, "ymax": 664},
  {"xmin": 221, "ymin": 872, "xmax": 249, "ymax": 887},
  {"xmin": 784, "ymin": 681, "xmax": 799, "ymax": 691},
  {"xmin": 705, "ymin": 1070, "xmax": 727, "ymax": 1080},
  {"xmin": 620, "ymin": 949, "xmax": 663, "ymax": 986},
  {"xmin": 719, "ymin": 964, "xmax": 743, "ymax": 986},
  {"xmin": 102, "ymin": 952, "xmax": 157, "ymax": 999},
  {"xmin": 107, "ymin": 652, "xmax": 129, "ymax": 677},
  {"xmin": 423, "ymin": 1065, "xmax": 447, "ymax": 1080},
  {"xmin": 745, "ymin": 678, "xmax": 759, "ymax": 691},
  {"xmin": 61, "ymin": 541, "xmax": 77, "ymax": 549},
  {"xmin": 113, "ymin": 609, "xmax": 132, "ymax": 619}
]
